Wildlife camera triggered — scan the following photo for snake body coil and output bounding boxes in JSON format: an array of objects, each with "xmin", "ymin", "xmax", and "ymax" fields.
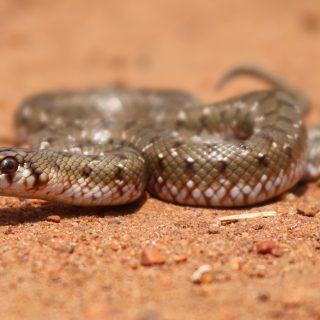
[{"xmin": 0, "ymin": 67, "xmax": 318, "ymax": 207}]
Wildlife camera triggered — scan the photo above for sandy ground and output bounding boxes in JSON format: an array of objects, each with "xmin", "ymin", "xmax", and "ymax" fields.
[{"xmin": 1, "ymin": 1, "xmax": 320, "ymax": 319}]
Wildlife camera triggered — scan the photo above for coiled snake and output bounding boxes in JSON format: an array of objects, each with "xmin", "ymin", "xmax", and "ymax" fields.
[{"xmin": 0, "ymin": 67, "xmax": 319, "ymax": 207}]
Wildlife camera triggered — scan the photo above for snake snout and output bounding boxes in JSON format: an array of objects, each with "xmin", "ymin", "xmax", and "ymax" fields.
[{"xmin": 0, "ymin": 148, "xmax": 36, "ymax": 197}]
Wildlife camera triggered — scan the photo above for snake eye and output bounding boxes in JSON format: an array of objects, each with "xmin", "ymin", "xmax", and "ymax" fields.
[{"xmin": 0, "ymin": 157, "xmax": 19, "ymax": 174}]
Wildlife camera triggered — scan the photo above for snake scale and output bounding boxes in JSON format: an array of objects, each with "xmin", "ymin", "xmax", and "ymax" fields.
[{"xmin": 0, "ymin": 66, "xmax": 319, "ymax": 207}]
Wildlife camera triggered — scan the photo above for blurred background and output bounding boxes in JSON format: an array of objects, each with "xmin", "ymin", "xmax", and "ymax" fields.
[{"xmin": 0, "ymin": 1, "xmax": 319, "ymax": 132}]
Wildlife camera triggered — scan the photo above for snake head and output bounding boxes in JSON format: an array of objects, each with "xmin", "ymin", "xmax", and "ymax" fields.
[
  {"xmin": 0, "ymin": 147, "xmax": 146, "ymax": 206},
  {"xmin": 0, "ymin": 148, "xmax": 48, "ymax": 198}
]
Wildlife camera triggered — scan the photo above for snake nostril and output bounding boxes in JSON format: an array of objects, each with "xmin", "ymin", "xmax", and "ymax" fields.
[{"xmin": 0, "ymin": 157, "xmax": 19, "ymax": 174}]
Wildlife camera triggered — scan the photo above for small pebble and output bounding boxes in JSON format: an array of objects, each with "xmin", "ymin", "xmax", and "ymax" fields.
[
  {"xmin": 108, "ymin": 219, "xmax": 121, "ymax": 225},
  {"xmin": 46, "ymin": 215, "xmax": 61, "ymax": 223},
  {"xmin": 281, "ymin": 295, "xmax": 302, "ymax": 308},
  {"xmin": 110, "ymin": 241, "xmax": 120, "ymax": 251},
  {"xmin": 129, "ymin": 260, "xmax": 139, "ymax": 270},
  {"xmin": 141, "ymin": 245, "xmax": 166, "ymax": 266},
  {"xmin": 229, "ymin": 257, "xmax": 243, "ymax": 270},
  {"xmin": 249, "ymin": 264, "xmax": 267, "ymax": 278},
  {"xmin": 270, "ymin": 247, "xmax": 284, "ymax": 257},
  {"xmin": 256, "ymin": 240, "xmax": 277, "ymax": 254},
  {"xmin": 174, "ymin": 254, "xmax": 187, "ymax": 263},
  {"xmin": 253, "ymin": 224, "xmax": 264, "ymax": 230},
  {"xmin": 257, "ymin": 291, "xmax": 270, "ymax": 302},
  {"xmin": 296, "ymin": 199, "xmax": 320, "ymax": 217},
  {"xmin": 282, "ymin": 193, "xmax": 297, "ymax": 202},
  {"xmin": 191, "ymin": 264, "xmax": 213, "ymax": 284},
  {"xmin": 50, "ymin": 242, "xmax": 74, "ymax": 254},
  {"xmin": 3, "ymin": 227, "xmax": 15, "ymax": 235},
  {"xmin": 208, "ymin": 219, "xmax": 221, "ymax": 234}
]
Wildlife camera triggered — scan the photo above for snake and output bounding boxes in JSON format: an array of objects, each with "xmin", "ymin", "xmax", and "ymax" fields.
[{"xmin": 0, "ymin": 66, "xmax": 319, "ymax": 207}]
